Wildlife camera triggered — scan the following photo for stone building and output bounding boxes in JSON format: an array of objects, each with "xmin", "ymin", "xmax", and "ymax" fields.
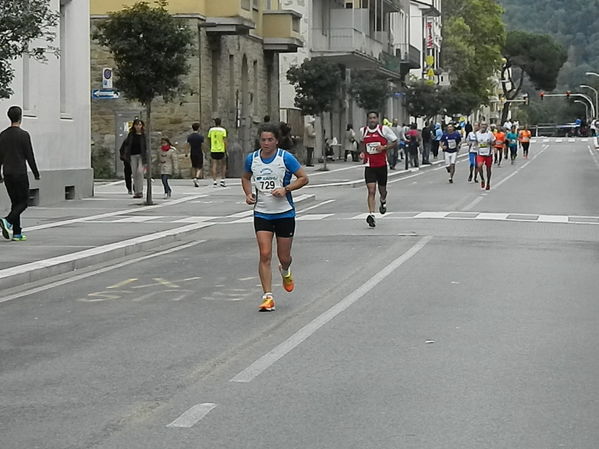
[
  {"xmin": 90, "ymin": 0, "xmax": 302, "ymax": 180},
  {"xmin": 0, "ymin": 0, "xmax": 92, "ymax": 206}
]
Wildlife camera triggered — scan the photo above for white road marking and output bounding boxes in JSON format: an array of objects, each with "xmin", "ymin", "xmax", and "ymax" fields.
[
  {"xmin": 588, "ymin": 145, "xmax": 599, "ymax": 169},
  {"xmin": 0, "ymin": 223, "xmax": 213, "ymax": 285},
  {"xmin": 112, "ymin": 216, "xmax": 167, "ymax": 223},
  {"xmin": 297, "ymin": 199, "xmax": 336, "ymax": 214},
  {"xmin": 462, "ymin": 195, "xmax": 485, "ymax": 211},
  {"xmin": 477, "ymin": 213, "xmax": 509, "ymax": 220},
  {"xmin": 0, "ymin": 241, "xmax": 206, "ymax": 304},
  {"xmin": 491, "ymin": 144, "xmax": 548, "ymax": 191},
  {"xmin": 296, "ymin": 214, "xmax": 334, "ymax": 221},
  {"xmin": 230, "ymin": 236, "xmax": 432, "ymax": 383},
  {"xmin": 414, "ymin": 212, "xmax": 448, "ymax": 219},
  {"xmin": 538, "ymin": 214, "xmax": 569, "ymax": 223},
  {"xmin": 166, "ymin": 403, "xmax": 217, "ymax": 428},
  {"xmin": 172, "ymin": 216, "xmax": 220, "ymax": 223}
]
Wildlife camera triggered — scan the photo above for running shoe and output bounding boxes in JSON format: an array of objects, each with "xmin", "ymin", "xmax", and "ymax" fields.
[
  {"xmin": 379, "ymin": 201, "xmax": 387, "ymax": 215},
  {"xmin": 193, "ymin": 179, "xmax": 199, "ymax": 187},
  {"xmin": 0, "ymin": 218, "xmax": 12, "ymax": 240},
  {"xmin": 449, "ymin": 178, "xmax": 453, "ymax": 184},
  {"xmin": 468, "ymin": 175, "xmax": 473, "ymax": 182},
  {"xmin": 480, "ymin": 180, "xmax": 485, "ymax": 188},
  {"xmin": 12, "ymin": 234, "xmax": 27, "ymax": 241},
  {"xmin": 366, "ymin": 214, "xmax": 376, "ymax": 228},
  {"xmin": 220, "ymin": 180, "xmax": 226, "ymax": 187},
  {"xmin": 279, "ymin": 265, "xmax": 294, "ymax": 292},
  {"xmin": 259, "ymin": 295, "xmax": 276, "ymax": 312},
  {"xmin": 485, "ymin": 183, "xmax": 490, "ymax": 191}
]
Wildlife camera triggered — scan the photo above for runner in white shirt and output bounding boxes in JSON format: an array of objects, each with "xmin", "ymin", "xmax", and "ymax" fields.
[
  {"xmin": 466, "ymin": 122, "xmax": 480, "ymax": 183},
  {"xmin": 475, "ymin": 122, "xmax": 496, "ymax": 191}
]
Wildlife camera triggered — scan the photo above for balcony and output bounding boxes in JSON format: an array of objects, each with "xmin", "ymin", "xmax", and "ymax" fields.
[
  {"xmin": 311, "ymin": 28, "xmax": 385, "ymax": 68},
  {"xmin": 262, "ymin": 10, "xmax": 303, "ymax": 53},
  {"xmin": 397, "ymin": 43, "xmax": 421, "ymax": 69},
  {"xmin": 203, "ymin": 0, "xmax": 255, "ymax": 35}
]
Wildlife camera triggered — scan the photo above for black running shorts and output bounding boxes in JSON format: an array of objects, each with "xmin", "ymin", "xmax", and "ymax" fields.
[
  {"xmin": 254, "ymin": 217, "xmax": 295, "ymax": 238},
  {"xmin": 210, "ymin": 151, "xmax": 225, "ymax": 160},
  {"xmin": 364, "ymin": 166, "xmax": 388, "ymax": 186}
]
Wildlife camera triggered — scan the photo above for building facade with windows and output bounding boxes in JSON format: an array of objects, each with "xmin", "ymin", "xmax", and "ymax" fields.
[
  {"xmin": 90, "ymin": 0, "xmax": 302, "ymax": 179},
  {"xmin": 0, "ymin": 0, "xmax": 92, "ymax": 206},
  {"xmin": 279, "ymin": 0, "xmax": 416, "ymax": 161}
]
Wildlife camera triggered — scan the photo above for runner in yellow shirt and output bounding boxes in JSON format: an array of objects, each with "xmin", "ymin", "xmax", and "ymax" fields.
[{"xmin": 207, "ymin": 118, "xmax": 227, "ymax": 187}]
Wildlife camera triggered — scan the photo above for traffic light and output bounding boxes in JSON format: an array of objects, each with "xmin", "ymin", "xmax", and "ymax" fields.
[{"xmin": 540, "ymin": 91, "xmax": 545, "ymax": 101}]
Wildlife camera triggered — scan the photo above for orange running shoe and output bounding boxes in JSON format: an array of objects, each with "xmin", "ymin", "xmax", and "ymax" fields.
[
  {"xmin": 259, "ymin": 294, "xmax": 276, "ymax": 312},
  {"xmin": 279, "ymin": 265, "xmax": 294, "ymax": 292}
]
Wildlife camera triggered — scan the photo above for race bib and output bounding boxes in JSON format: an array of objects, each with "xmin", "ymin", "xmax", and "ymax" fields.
[
  {"xmin": 366, "ymin": 142, "xmax": 381, "ymax": 154},
  {"xmin": 255, "ymin": 175, "xmax": 281, "ymax": 193},
  {"xmin": 448, "ymin": 139, "xmax": 457, "ymax": 149}
]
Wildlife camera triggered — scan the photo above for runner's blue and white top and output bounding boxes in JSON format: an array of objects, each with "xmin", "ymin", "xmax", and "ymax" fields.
[{"xmin": 244, "ymin": 148, "xmax": 301, "ymax": 219}]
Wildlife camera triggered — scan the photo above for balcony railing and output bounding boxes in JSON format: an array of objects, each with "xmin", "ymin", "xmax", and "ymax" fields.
[
  {"xmin": 312, "ymin": 28, "xmax": 385, "ymax": 60},
  {"xmin": 396, "ymin": 43, "xmax": 421, "ymax": 69}
]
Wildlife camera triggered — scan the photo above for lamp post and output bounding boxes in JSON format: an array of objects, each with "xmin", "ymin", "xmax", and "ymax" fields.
[
  {"xmin": 574, "ymin": 100, "xmax": 589, "ymax": 121},
  {"xmin": 585, "ymin": 71, "xmax": 599, "ymax": 79},
  {"xmin": 580, "ymin": 84, "xmax": 598, "ymax": 118}
]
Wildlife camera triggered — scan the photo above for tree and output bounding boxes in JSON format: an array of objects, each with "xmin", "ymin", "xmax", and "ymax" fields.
[
  {"xmin": 348, "ymin": 70, "xmax": 394, "ymax": 114},
  {"xmin": 94, "ymin": 0, "xmax": 193, "ymax": 204},
  {"xmin": 287, "ymin": 58, "xmax": 344, "ymax": 170},
  {"xmin": 0, "ymin": 0, "xmax": 58, "ymax": 98},
  {"xmin": 441, "ymin": 0, "xmax": 506, "ymax": 106},
  {"xmin": 405, "ymin": 81, "xmax": 444, "ymax": 120},
  {"xmin": 500, "ymin": 31, "xmax": 567, "ymax": 123}
]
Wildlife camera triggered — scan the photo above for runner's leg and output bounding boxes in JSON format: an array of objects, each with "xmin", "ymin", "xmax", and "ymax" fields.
[{"xmin": 256, "ymin": 231, "xmax": 274, "ymax": 294}]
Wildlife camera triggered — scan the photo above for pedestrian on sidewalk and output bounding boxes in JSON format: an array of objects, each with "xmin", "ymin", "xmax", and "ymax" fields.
[
  {"xmin": 431, "ymin": 123, "xmax": 443, "ymax": 159},
  {"xmin": 158, "ymin": 137, "xmax": 178, "ymax": 199},
  {"xmin": 405, "ymin": 123, "xmax": 421, "ymax": 169},
  {"xmin": 421, "ymin": 122, "xmax": 432, "ymax": 164},
  {"xmin": 344, "ymin": 124, "xmax": 358, "ymax": 162},
  {"xmin": 207, "ymin": 118, "xmax": 227, "ymax": 187},
  {"xmin": 241, "ymin": 123, "xmax": 309, "ymax": 312},
  {"xmin": 0, "ymin": 106, "xmax": 40, "ymax": 242},
  {"xmin": 119, "ymin": 119, "xmax": 147, "ymax": 198},
  {"xmin": 185, "ymin": 122, "xmax": 204, "ymax": 187},
  {"xmin": 303, "ymin": 118, "xmax": 316, "ymax": 167}
]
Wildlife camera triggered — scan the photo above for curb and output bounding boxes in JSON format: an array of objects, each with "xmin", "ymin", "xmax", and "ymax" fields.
[
  {"xmin": 0, "ymin": 194, "xmax": 315, "ymax": 292},
  {"xmin": 307, "ymin": 153, "xmax": 469, "ymax": 188}
]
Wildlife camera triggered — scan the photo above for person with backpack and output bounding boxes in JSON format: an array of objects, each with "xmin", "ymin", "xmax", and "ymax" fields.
[
  {"xmin": 405, "ymin": 124, "xmax": 421, "ymax": 169},
  {"xmin": 421, "ymin": 122, "xmax": 432, "ymax": 165}
]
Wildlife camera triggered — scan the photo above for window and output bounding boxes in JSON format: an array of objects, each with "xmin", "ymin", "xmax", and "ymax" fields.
[
  {"xmin": 292, "ymin": 16, "xmax": 300, "ymax": 32},
  {"xmin": 23, "ymin": 53, "xmax": 32, "ymax": 114},
  {"xmin": 59, "ymin": 0, "xmax": 71, "ymax": 116}
]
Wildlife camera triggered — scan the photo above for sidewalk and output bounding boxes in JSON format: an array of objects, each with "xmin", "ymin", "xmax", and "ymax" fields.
[{"xmin": 0, "ymin": 158, "xmax": 450, "ymax": 292}]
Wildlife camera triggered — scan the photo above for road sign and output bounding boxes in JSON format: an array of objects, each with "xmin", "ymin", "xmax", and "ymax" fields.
[
  {"xmin": 91, "ymin": 89, "xmax": 120, "ymax": 99},
  {"xmin": 102, "ymin": 67, "xmax": 113, "ymax": 89}
]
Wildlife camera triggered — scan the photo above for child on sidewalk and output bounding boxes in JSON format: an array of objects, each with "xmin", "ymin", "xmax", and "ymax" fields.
[{"xmin": 158, "ymin": 138, "xmax": 178, "ymax": 199}]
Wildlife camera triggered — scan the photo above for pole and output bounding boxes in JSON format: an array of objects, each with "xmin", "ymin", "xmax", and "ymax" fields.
[
  {"xmin": 574, "ymin": 100, "xmax": 589, "ymax": 121},
  {"xmin": 580, "ymin": 85, "xmax": 598, "ymax": 119}
]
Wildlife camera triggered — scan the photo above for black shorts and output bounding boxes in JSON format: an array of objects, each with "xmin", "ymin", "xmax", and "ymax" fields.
[
  {"xmin": 211, "ymin": 152, "xmax": 225, "ymax": 160},
  {"xmin": 190, "ymin": 152, "xmax": 203, "ymax": 168},
  {"xmin": 254, "ymin": 217, "xmax": 295, "ymax": 238},
  {"xmin": 365, "ymin": 166, "xmax": 388, "ymax": 186}
]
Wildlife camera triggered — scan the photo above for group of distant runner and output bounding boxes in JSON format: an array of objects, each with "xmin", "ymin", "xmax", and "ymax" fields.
[{"xmin": 239, "ymin": 113, "xmax": 534, "ymax": 311}]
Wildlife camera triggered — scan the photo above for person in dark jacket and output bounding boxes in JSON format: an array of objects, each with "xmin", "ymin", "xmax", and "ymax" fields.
[
  {"xmin": 0, "ymin": 106, "xmax": 40, "ymax": 241},
  {"xmin": 119, "ymin": 119, "xmax": 147, "ymax": 198}
]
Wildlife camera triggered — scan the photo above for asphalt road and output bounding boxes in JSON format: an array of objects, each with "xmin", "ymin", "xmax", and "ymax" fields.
[{"xmin": 2, "ymin": 140, "xmax": 599, "ymax": 449}]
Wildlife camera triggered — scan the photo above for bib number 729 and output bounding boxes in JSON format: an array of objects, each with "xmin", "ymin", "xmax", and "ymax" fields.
[{"xmin": 260, "ymin": 180, "xmax": 276, "ymax": 190}]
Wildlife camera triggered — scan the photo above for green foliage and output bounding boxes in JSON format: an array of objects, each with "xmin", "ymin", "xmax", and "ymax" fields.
[
  {"xmin": 91, "ymin": 145, "xmax": 116, "ymax": 179},
  {"xmin": 93, "ymin": 0, "xmax": 194, "ymax": 106},
  {"xmin": 286, "ymin": 58, "xmax": 344, "ymax": 117},
  {"xmin": 348, "ymin": 70, "xmax": 394, "ymax": 114},
  {"xmin": 0, "ymin": 0, "xmax": 58, "ymax": 98},
  {"xmin": 441, "ymin": 0, "xmax": 506, "ymax": 104},
  {"xmin": 405, "ymin": 81, "xmax": 443, "ymax": 119},
  {"xmin": 503, "ymin": 31, "xmax": 567, "ymax": 92}
]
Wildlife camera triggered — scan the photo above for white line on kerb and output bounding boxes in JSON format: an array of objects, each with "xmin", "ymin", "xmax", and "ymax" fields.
[
  {"xmin": 230, "ymin": 235, "xmax": 433, "ymax": 383},
  {"xmin": 166, "ymin": 403, "xmax": 217, "ymax": 428},
  {"xmin": 0, "ymin": 240, "xmax": 206, "ymax": 304}
]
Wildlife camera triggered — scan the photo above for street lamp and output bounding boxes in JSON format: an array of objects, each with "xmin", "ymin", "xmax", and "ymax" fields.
[
  {"xmin": 580, "ymin": 84, "xmax": 598, "ymax": 118},
  {"xmin": 574, "ymin": 100, "xmax": 589, "ymax": 120},
  {"xmin": 585, "ymin": 71, "xmax": 599, "ymax": 79}
]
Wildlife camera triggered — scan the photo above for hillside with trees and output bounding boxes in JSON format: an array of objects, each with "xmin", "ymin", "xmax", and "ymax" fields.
[{"xmin": 499, "ymin": 0, "xmax": 599, "ymax": 89}]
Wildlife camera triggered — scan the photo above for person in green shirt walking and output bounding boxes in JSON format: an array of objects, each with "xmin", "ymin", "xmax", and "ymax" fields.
[{"xmin": 207, "ymin": 118, "xmax": 227, "ymax": 187}]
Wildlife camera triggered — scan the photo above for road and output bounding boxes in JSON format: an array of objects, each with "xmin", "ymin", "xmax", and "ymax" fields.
[{"xmin": 2, "ymin": 139, "xmax": 599, "ymax": 449}]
